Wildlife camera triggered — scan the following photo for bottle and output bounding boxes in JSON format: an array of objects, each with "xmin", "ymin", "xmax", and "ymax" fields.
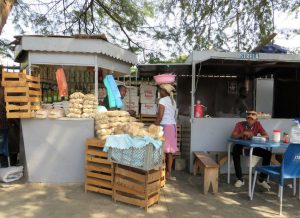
[
  {"xmin": 194, "ymin": 100, "xmax": 203, "ymax": 118},
  {"xmin": 273, "ymin": 130, "xmax": 281, "ymax": 143},
  {"xmin": 290, "ymin": 120, "xmax": 300, "ymax": 143},
  {"xmin": 283, "ymin": 132, "xmax": 289, "ymax": 143}
]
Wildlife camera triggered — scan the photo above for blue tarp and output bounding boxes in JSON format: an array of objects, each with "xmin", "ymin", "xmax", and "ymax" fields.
[{"xmin": 260, "ymin": 44, "xmax": 287, "ymax": 54}]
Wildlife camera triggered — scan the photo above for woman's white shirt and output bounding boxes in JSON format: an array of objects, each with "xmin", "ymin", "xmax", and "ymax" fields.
[{"xmin": 158, "ymin": 96, "xmax": 177, "ymax": 125}]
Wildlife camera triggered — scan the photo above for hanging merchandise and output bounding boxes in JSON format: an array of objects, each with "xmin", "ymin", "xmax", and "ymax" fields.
[
  {"xmin": 55, "ymin": 68, "xmax": 68, "ymax": 97},
  {"xmin": 107, "ymin": 75, "xmax": 123, "ymax": 109},
  {"xmin": 103, "ymin": 76, "xmax": 116, "ymax": 108}
]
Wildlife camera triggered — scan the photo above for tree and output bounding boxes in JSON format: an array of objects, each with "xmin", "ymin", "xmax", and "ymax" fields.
[
  {"xmin": 0, "ymin": 0, "xmax": 16, "ymax": 34},
  {"xmin": 156, "ymin": 0, "xmax": 300, "ymax": 54},
  {"xmin": 2, "ymin": 0, "xmax": 300, "ymax": 63}
]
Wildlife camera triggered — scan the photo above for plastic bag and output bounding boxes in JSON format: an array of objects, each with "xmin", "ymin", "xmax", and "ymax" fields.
[{"xmin": 56, "ymin": 68, "xmax": 68, "ymax": 97}]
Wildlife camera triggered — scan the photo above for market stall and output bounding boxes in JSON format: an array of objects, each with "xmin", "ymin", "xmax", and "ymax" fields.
[
  {"xmin": 11, "ymin": 35, "xmax": 138, "ymax": 183},
  {"xmin": 138, "ymin": 51, "xmax": 300, "ymax": 172},
  {"xmin": 187, "ymin": 50, "xmax": 300, "ymax": 172}
]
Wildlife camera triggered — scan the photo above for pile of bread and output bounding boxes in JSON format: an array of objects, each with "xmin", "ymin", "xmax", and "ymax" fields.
[
  {"xmin": 35, "ymin": 108, "xmax": 65, "ymax": 119},
  {"xmin": 95, "ymin": 110, "xmax": 164, "ymax": 143},
  {"xmin": 82, "ymin": 94, "xmax": 98, "ymax": 118},
  {"xmin": 67, "ymin": 92, "xmax": 98, "ymax": 118}
]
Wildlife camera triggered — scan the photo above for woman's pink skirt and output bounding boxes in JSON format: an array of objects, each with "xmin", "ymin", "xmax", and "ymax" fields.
[{"xmin": 162, "ymin": 124, "xmax": 178, "ymax": 154}]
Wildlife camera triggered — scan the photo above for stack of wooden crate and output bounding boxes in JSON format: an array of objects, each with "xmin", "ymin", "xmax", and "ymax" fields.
[
  {"xmin": 174, "ymin": 124, "xmax": 182, "ymax": 156},
  {"xmin": 85, "ymin": 138, "xmax": 114, "ymax": 197},
  {"xmin": 113, "ymin": 163, "xmax": 161, "ymax": 211},
  {"xmin": 1, "ymin": 70, "xmax": 41, "ymax": 118},
  {"xmin": 160, "ymin": 157, "xmax": 166, "ymax": 188},
  {"xmin": 139, "ymin": 114, "xmax": 156, "ymax": 126}
]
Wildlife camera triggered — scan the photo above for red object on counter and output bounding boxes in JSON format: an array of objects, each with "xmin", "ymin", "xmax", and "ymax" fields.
[{"xmin": 194, "ymin": 100, "xmax": 203, "ymax": 118}]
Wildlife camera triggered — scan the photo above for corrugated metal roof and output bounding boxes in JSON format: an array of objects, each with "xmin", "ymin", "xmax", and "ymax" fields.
[{"xmin": 13, "ymin": 35, "xmax": 137, "ymax": 65}]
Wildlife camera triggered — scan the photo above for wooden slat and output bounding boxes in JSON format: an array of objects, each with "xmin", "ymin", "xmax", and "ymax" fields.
[
  {"xmin": 85, "ymin": 185, "xmax": 113, "ymax": 196},
  {"xmin": 115, "ymin": 167, "xmax": 145, "ymax": 183},
  {"xmin": 26, "ymin": 74, "xmax": 40, "ymax": 82},
  {"xmin": 114, "ymin": 176, "xmax": 145, "ymax": 193},
  {"xmin": 86, "ymin": 164, "xmax": 112, "ymax": 174},
  {"xmin": 147, "ymin": 170, "xmax": 161, "ymax": 183},
  {"xmin": 114, "ymin": 184, "xmax": 145, "ymax": 197},
  {"xmin": 86, "ymin": 138, "xmax": 105, "ymax": 148},
  {"xmin": 7, "ymin": 112, "xmax": 32, "ymax": 118},
  {"xmin": 5, "ymin": 86, "xmax": 28, "ymax": 93},
  {"xmin": 29, "ymin": 90, "xmax": 42, "ymax": 96},
  {"xmin": 1, "ymin": 81, "xmax": 27, "ymax": 87},
  {"xmin": 147, "ymin": 181, "xmax": 160, "ymax": 194},
  {"xmin": 6, "ymin": 103, "xmax": 30, "ymax": 110},
  {"xmin": 29, "ymin": 97, "xmax": 41, "ymax": 102},
  {"xmin": 27, "ymin": 82, "xmax": 41, "ymax": 89},
  {"xmin": 85, "ymin": 178, "xmax": 112, "ymax": 189},
  {"xmin": 114, "ymin": 192, "xmax": 145, "ymax": 207},
  {"xmin": 86, "ymin": 149, "xmax": 108, "ymax": 158},
  {"xmin": 86, "ymin": 172, "xmax": 112, "ymax": 181},
  {"xmin": 147, "ymin": 193, "xmax": 160, "ymax": 207},
  {"xmin": 2, "ymin": 72, "xmax": 24, "ymax": 79},
  {"xmin": 86, "ymin": 156, "xmax": 111, "ymax": 165},
  {"xmin": 5, "ymin": 96, "xmax": 29, "ymax": 102}
]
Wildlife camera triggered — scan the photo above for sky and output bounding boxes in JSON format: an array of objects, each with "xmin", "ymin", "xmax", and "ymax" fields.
[{"xmin": 1, "ymin": 9, "xmax": 300, "ymax": 66}]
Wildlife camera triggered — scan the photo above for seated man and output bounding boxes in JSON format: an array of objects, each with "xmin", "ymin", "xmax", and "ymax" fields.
[{"xmin": 231, "ymin": 111, "xmax": 271, "ymax": 189}]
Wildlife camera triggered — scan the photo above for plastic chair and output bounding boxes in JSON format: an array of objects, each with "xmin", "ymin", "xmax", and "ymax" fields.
[
  {"xmin": 251, "ymin": 143, "xmax": 300, "ymax": 216},
  {"xmin": 0, "ymin": 128, "xmax": 10, "ymax": 167}
]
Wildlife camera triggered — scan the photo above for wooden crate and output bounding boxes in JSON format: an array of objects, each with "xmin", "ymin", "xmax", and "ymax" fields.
[
  {"xmin": 161, "ymin": 157, "xmax": 166, "ymax": 188},
  {"xmin": 5, "ymin": 102, "xmax": 33, "ymax": 118},
  {"xmin": 85, "ymin": 138, "xmax": 114, "ymax": 197},
  {"xmin": 2, "ymin": 70, "xmax": 42, "ymax": 118},
  {"xmin": 140, "ymin": 114, "xmax": 156, "ymax": 126},
  {"xmin": 174, "ymin": 125, "xmax": 182, "ymax": 156},
  {"xmin": 113, "ymin": 164, "xmax": 161, "ymax": 211},
  {"xmin": 4, "ymin": 86, "xmax": 41, "ymax": 118},
  {"xmin": 1, "ymin": 70, "xmax": 27, "ymax": 87}
]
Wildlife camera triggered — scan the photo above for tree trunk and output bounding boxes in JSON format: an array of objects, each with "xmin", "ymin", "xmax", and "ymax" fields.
[{"xmin": 0, "ymin": 0, "xmax": 16, "ymax": 35}]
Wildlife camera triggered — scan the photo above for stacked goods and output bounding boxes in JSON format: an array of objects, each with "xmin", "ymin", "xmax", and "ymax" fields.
[
  {"xmin": 35, "ymin": 108, "xmax": 65, "ymax": 119},
  {"xmin": 82, "ymin": 94, "xmax": 98, "ymax": 118},
  {"xmin": 94, "ymin": 112, "xmax": 111, "ymax": 143},
  {"xmin": 113, "ymin": 164, "xmax": 161, "ymax": 211},
  {"xmin": 1, "ymin": 70, "xmax": 42, "ymax": 118},
  {"xmin": 35, "ymin": 109, "xmax": 49, "ymax": 119},
  {"xmin": 140, "ymin": 84, "xmax": 157, "ymax": 116},
  {"xmin": 48, "ymin": 108, "xmax": 65, "ymax": 119},
  {"xmin": 95, "ymin": 110, "xmax": 136, "ymax": 142},
  {"xmin": 85, "ymin": 138, "xmax": 114, "ymax": 197},
  {"xmin": 66, "ymin": 92, "xmax": 85, "ymax": 118},
  {"xmin": 123, "ymin": 86, "xmax": 139, "ymax": 115}
]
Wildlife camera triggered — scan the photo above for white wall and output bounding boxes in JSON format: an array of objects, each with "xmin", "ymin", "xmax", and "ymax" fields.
[
  {"xmin": 22, "ymin": 118, "xmax": 94, "ymax": 183},
  {"xmin": 190, "ymin": 118, "xmax": 294, "ymax": 172}
]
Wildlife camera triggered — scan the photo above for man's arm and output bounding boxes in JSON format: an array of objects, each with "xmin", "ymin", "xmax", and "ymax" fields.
[
  {"xmin": 258, "ymin": 122, "xmax": 269, "ymax": 139},
  {"xmin": 155, "ymin": 104, "xmax": 165, "ymax": 125}
]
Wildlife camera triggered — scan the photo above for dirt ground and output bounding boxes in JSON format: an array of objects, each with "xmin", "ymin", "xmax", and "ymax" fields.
[{"xmin": 1, "ymin": 172, "xmax": 300, "ymax": 218}]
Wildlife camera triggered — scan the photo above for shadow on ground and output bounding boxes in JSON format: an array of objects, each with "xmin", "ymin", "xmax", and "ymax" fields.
[{"xmin": 1, "ymin": 172, "xmax": 300, "ymax": 218}]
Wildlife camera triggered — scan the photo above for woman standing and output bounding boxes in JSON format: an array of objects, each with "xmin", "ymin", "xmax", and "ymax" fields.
[{"xmin": 155, "ymin": 84, "xmax": 177, "ymax": 180}]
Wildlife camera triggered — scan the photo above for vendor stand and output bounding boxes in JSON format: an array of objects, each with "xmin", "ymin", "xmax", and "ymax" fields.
[
  {"xmin": 138, "ymin": 51, "xmax": 300, "ymax": 172},
  {"xmin": 11, "ymin": 35, "xmax": 138, "ymax": 183},
  {"xmin": 188, "ymin": 50, "xmax": 300, "ymax": 172}
]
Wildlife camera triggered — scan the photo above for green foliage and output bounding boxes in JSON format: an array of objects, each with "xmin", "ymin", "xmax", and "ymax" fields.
[{"xmin": 1, "ymin": 0, "xmax": 299, "ymax": 62}]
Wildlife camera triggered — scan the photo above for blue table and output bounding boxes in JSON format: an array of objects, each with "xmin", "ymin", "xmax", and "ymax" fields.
[{"xmin": 227, "ymin": 138, "xmax": 289, "ymax": 197}]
